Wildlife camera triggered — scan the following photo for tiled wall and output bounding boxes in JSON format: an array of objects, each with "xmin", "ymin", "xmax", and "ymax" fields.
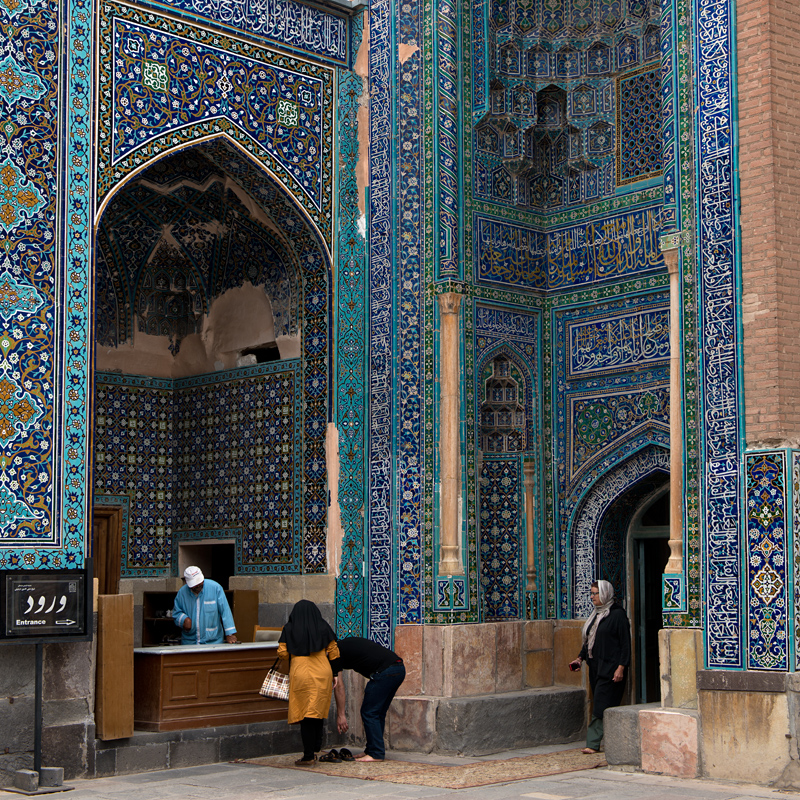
[{"xmin": 94, "ymin": 361, "xmax": 302, "ymax": 577}]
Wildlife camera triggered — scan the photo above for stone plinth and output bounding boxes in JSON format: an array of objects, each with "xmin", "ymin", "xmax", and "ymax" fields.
[
  {"xmin": 639, "ymin": 708, "xmax": 699, "ymax": 778},
  {"xmin": 699, "ymin": 686, "xmax": 791, "ymax": 784},
  {"xmin": 658, "ymin": 628, "xmax": 702, "ymax": 709},
  {"xmin": 387, "ymin": 687, "xmax": 586, "ymax": 756},
  {"xmin": 604, "ymin": 702, "xmax": 657, "ymax": 767}
]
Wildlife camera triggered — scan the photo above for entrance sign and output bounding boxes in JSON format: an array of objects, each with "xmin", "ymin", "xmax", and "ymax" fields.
[{"xmin": 1, "ymin": 571, "xmax": 89, "ymax": 641}]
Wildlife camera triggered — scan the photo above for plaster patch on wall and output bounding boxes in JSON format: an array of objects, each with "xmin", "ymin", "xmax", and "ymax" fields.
[
  {"xmin": 399, "ymin": 43, "xmax": 419, "ymax": 64},
  {"xmin": 355, "ymin": 18, "xmax": 370, "ymax": 217},
  {"xmin": 326, "ymin": 422, "xmax": 343, "ymax": 575},
  {"xmin": 96, "ymin": 283, "xmax": 283, "ymax": 378}
]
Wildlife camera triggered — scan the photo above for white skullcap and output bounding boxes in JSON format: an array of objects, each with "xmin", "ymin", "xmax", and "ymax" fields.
[{"xmin": 184, "ymin": 566, "xmax": 204, "ymax": 588}]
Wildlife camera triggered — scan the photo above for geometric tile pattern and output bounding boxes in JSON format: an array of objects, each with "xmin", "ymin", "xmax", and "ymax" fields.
[
  {"xmin": 745, "ymin": 452, "xmax": 789, "ymax": 671},
  {"xmin": 94, "ymin": 375, "xmax": 174, "ymax": 575},
  {"xmin": 334, "ymin": 15, "xmax": 367, "ymax": 638},
  {"xmin": 0, "ymin": 0, "xmax": 62, "ymax": 562},
  {"xmin": 553, "ymin": 290, "xmax": 670, "ymax": 616},
  {"xmin": 95, "ymin": 363, "xmax": 302, "ymax": 577},
  {"xmin": 617, "ymin": 65, "xmax": 663, "ymax": 185},
  {"xmin": 174, "ymin": 364, "xmax": 302, "ymax": 571},
  {"xmin": 479, "ymin": 456, "xmax": 523, "ymax": 621},
  {"xmin": 97, "ymin": 2, "xmax": 336, "ymax": 246}
]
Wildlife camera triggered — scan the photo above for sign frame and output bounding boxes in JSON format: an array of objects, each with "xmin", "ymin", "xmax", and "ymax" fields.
[{"xmin": 0, "ymin": 564, "xmax": 93, "ymax": 645}]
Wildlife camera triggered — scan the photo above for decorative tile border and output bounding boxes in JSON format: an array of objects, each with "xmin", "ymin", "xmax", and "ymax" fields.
[
  {"xmin": 744, "ymin": 451, "xmax": 790, "ymax": 671},
  {"xmin": 129, "ymin": 0, "xmax": 350, "ymax": 67},
  {"xmin": 334, "ymin": 14, "xmax": 367, "ymax": 638},
  {"xmin": 695, "ymin": 0, "xmax": 744, "ymax": 669},
  {"xmin": 366, "ymin": 0, "xmax": 396, "ymax": 646}
]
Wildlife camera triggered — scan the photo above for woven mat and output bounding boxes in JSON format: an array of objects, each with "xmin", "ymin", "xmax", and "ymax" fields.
[{"xmin": 243, "ymin": 748, "xmax": 606, "ymax": 789}]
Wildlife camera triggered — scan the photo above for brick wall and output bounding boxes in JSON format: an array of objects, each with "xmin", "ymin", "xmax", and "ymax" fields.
[{"xmin": 738, "ymin": 0, "xmax": 800, "ymax": 446}]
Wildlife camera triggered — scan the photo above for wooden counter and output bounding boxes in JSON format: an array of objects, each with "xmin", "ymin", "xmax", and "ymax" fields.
[{"xmin": 133, "ymin": 642, "xmax": 286, "ymax": 731}]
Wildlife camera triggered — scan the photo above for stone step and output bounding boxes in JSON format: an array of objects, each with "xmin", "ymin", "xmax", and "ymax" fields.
[{"xmin": 387, "ymin": 686, "xmax": 587, "ymax": 756}]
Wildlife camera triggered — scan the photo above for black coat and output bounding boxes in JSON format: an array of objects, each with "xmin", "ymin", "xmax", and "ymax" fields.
[{"xmin": 579, "ymin": 603, "xmax": 631, "ymax": 718}]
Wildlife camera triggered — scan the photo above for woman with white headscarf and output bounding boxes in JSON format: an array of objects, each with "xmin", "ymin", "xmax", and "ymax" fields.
[{"xmin": 569, "ymin": 579, "xmax": 630, "ymax": 754}]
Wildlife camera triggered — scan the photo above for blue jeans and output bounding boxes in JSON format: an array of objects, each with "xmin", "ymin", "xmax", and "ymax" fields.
[{"xmin": 360, "ymin": 662, "xmax": 405, "ymax": 759}]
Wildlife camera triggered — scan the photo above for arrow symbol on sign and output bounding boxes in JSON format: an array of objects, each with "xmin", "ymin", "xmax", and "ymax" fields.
[{"xmin": 55, "ymin": 619, "xmax": 76, "ymax": 626}]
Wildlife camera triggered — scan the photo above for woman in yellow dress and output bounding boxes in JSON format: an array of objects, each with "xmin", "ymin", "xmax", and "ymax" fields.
[{"xmin": 277, "ymin": 600, "xmax": 340, "ymax": 765}]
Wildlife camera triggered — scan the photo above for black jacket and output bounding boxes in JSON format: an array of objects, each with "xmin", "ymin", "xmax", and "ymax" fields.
[{"xmin": 579, "ymin": 603, "xmax": 631, "ymax": 680}]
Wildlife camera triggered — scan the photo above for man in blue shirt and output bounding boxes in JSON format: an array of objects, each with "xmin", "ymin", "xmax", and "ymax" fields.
[{"xmin": 172, "ymin": 566, "xmax": 238, "ymax": 645}]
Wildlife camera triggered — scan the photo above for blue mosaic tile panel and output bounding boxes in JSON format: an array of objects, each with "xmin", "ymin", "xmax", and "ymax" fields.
[
  {"xmin": 617, "ymin": 65, "xmax": 663, "ymax": 184},
  {"xmin": 695, "ymin": 0, "xmax": 744, "ymax": 669},
  {"xmin": 663, "ymin": 574, "xmax": 685, "ymax": 612},
  {"xmin": 745, "ymin": 452, "xmax": 789, "ymax": 671},
  {"xmin": 474, "ymin": 304, "xmax": 541, "ymax": 618},
  {"xmin": 129, "ymin": 0, "xmax": 350, "ymax": 66},
  {"xmin": 479, "ymin": 456, "xmax": 524, "ymax": 620},
  {"xmin": 109, "ymin": 17, "xmax": 326, "ymax": 212},
  {"xmin": 334, "ymin": 15, "xmax": 367, "ymax": 638},
  {"xmin": 475, "ymin": 205, "xmax": 664, "ymax": 291},
  {"xmin": 0, "ymin": 0, "xmax": 66, "ymax": 564},
  {"xmin": 395, "ymin": 0, "xmax": 425, "ymax": 627},
  {"xmin": 366, "ymin": 0, "xmax": 395, "ymax": 646},
  {"xmin": 572, "ymin": 445, "xmax": 669, "ymax": 617},
  {"xmin": 568, "ymin": 308, "xmax": 669, "ymax": 378},
  {"xmin": 568, "ymin": 384, "xmax": 669, "ymax": 482},
  {"xmin": 95, "ymin": 364, "xmax": 304, "ymax": 576},
  {"xmin": 97, "ymin": 2, "xmax": 335, "ymax": 246},
  {"xmin": 553, "ymin": 290, "xmax": 670, "ymax": 616},
  {"xmin": 173, "ymin": 364, "xmax": 303, "ymax": 570},
  {"xmin": 94, "ymin": 375, "xmax": 174, "ymax": 576}
]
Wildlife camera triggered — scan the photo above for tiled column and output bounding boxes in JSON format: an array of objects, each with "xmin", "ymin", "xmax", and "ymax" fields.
[
  {"xmin": 438, "ymin": 292, "xmax": 463, "ymax": 575},
  {"xmin": 664, "ymin": 247, "xmax": 683, "ymax": 574}
]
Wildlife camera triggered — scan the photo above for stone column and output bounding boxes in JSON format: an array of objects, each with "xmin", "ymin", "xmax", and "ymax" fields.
[
  {"xmin": 664, "ymin": 247, "xmax": 683, "ymax": 574},
  {"xmin": 438, "ymin": 292, "xmax": 464, "ymax": 576},
  {"xmin": 523, "ymin": 459, "xmax": 536, "ymax": 590}
]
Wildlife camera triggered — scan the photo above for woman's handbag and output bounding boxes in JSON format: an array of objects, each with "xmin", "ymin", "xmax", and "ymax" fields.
[{"xmin": 259, "ymin": 658, "xmax": 289, "ymax": 701}]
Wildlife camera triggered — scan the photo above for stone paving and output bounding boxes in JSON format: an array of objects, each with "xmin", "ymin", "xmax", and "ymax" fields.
[{"xmin": 4, "ymin": 743, "xmax": 796, "ymax": 800}]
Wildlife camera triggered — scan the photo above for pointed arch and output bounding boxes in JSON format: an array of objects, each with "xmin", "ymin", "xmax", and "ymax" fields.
[{"xmin": 569, "ymin": 443, "xmax": 669, "ymax": 617}]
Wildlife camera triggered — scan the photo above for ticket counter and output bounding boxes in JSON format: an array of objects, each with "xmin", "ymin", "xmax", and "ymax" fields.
[{"xmin": 133, "ymin": 642, "xmax": 285, "ymax": 731}]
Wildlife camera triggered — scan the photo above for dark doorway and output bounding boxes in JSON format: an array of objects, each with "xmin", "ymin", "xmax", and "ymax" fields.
[
  {"xmin": 92, "ymin": 506, "xmax": 122, "ymax": 594},
  {"xmin": 631, "ymin": 491, "xmax": 669, "ymax": 703}
]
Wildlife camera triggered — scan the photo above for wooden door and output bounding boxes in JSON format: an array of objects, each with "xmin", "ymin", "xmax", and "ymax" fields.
[{"xmin": 93, "ymin": 506, "xmax": 123, "ymax": 595}]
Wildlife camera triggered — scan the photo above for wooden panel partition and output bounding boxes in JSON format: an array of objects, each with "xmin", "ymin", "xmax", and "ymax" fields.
[
  {"xmin": 133, "ymin": 643, "xmax": 286, "ymax": 731},
  {"xmin": 96, "ymin": 593, "xmax": 135, "ymax": 740}
]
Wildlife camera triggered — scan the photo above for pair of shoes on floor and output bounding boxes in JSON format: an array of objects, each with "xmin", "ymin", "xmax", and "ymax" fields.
[
  {"xmin": 319, "ymin": 750, "xmax": 342, "ymax": 763},
  {"xmin": 295, "ymin": 755, "xmax": 317, "ymax": 766},
  {"xmin": 338, "ymin": 748, "xmax": 355, "ymax": 762}
]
